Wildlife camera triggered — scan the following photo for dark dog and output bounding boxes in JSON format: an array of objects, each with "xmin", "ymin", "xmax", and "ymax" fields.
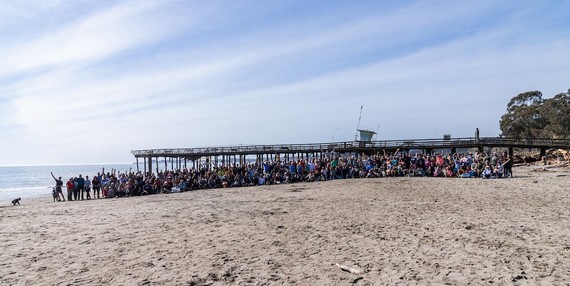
[{"xmin": 12, "ymin": 198, "xmax": 21, "ymax": 205}]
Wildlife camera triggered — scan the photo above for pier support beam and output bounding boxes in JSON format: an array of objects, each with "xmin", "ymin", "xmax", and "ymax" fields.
[{"xmin": 539, "ymin": 147, "xmax": 547, "ymax": 159}]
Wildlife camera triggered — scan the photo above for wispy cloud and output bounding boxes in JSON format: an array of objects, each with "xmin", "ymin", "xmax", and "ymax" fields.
[
  {"xmin": 1, "ymin": 0, "xmax": 569, "ymax": 165},
  {"xmin": 3, "ymin": 2, "xmax": 144, "ymax": 75}
]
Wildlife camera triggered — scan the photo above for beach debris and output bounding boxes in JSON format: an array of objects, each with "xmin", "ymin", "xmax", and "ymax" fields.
[
  {"xmin": 352, "ymin": 276, "xmax": 364, "ymax": 283},
  {"xmin": 511, "ymin": 272, "xmax": 527, "ymax": 282},
  {"xmin": 514, "ymin": 148, "xmax": 570, "ymax": 165},
  {"xmin": 335, "ymin": 263, "xmax": 364, "ymax": 275}
]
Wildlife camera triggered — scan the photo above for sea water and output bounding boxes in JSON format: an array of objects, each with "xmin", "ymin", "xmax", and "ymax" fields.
[{"xmin": 0, "ymin": 164, "xmax": 137, "ymax": 201}]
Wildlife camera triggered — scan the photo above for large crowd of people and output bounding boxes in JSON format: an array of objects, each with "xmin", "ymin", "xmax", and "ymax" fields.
[{"xmin": 50, "ymin": 151, "xmax": 513, "ymax": 201}]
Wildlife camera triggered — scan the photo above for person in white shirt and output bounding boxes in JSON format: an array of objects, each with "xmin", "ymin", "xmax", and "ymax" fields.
[{"xmin": 84, "ymin": 175, "xmax": 92, "ymax": 199}]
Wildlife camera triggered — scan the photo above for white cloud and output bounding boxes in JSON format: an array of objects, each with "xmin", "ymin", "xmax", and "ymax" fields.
[
  {"xmin": 0, "ymin": 0, "xmax": 201, "ymax": 77},
  {"xmin": 1, "ymin": 0, "xmax": 569, "ymax": 165}
]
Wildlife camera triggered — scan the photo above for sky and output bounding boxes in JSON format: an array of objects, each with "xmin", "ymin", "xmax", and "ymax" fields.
[{"xmin": 1, "ymin": 0, "xmax": 569, "ymax": 166}]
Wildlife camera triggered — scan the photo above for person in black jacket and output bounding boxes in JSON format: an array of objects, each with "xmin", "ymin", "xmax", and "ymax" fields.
[
  {"xmin": 503, "ymin": 156, "xmax": 513, "ymax": 178},
  {"xmin": 50, "ymin": 172, "xmax": 65, "ymax": 201},
  {"xmin": 77, "ymin": 174, "xmax": 85, "ymax": 200}
]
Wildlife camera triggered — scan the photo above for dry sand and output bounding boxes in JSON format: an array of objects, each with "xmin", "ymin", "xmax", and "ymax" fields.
[{"xmin": 1, "ymin": 165, "xmax": 569, "ymax": 285}]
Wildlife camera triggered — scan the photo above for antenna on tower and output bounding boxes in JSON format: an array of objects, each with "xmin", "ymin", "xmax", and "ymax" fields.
[
  {"xmin": 373, "ymin": 123, "xmax": 380, "ymax": 141},
  {"xmin": 355, "ymin": 105, "xmax": 363, "ymax": 140}
]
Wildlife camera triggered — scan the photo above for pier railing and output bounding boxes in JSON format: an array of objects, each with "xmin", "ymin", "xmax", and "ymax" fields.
[{"xmin": 131, "ymin": 137, "xmax": 570, "ymax": 158}]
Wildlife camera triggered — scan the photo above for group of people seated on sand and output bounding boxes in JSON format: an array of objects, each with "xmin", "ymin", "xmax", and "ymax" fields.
[
  {"xmin": 50, "ymin": 151, "xmax": 512, "ymax": 200},
  {"xmin": 168, "ymin": 150, "xmax": 512, "ymax": 191}
]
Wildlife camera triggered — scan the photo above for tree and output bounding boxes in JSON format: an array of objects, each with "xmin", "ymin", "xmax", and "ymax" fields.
[
  {"xmin": 499, "ymin": 91, "xmax": 546, "ymax": 138},
  {"xmin": 500, "ymin": 89, "xmax": 570, "ymax": 139},
  {"xmin": 540, "ymin": 90, "xmax": 570, "ymax": 138}
]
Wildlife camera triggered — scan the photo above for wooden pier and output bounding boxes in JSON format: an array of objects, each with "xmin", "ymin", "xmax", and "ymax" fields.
[{"xmin": 131, "ymin": 137, "xmax": 570, "ymax": 173}]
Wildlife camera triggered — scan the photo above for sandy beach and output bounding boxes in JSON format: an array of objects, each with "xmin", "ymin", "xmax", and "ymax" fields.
[{"xmin": 1, "ymin": 164, "xmax": 569, "ymax": 285}]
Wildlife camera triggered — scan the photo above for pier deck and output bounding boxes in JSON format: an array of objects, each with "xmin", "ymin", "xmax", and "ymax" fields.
[{"xmin": 131, "ymin": 137, "xmax": 570, "ymax": 172}]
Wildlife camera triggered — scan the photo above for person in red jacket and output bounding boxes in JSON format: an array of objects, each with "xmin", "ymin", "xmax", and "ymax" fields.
[{"xmin": 66, "ymin": 178, "xmax": 74, "ymax": 201}]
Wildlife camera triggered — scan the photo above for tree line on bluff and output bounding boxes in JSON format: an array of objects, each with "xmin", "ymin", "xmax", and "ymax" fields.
[{"xmin": 500, "ymin": 89, "xmax": 570, "ymax": 139}]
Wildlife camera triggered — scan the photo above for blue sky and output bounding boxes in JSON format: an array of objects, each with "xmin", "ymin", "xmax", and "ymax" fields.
[{"xmin": 1, "ymin": 0, "xmax": 569, "ymax": 166}]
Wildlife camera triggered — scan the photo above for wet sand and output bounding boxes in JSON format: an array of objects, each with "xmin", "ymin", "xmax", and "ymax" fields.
[{"xmin": 0, "ymin": 165, "xmax": 569, "ymax": 285}]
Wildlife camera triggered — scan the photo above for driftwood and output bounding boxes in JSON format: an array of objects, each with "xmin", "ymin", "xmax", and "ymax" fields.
[
  {"xmin": 513, "ymin": 155, "xmax": 539, "ymax": 164},
  {"xmin": 513, "ymin": 149, "xmax": 570, "ymax": 165},
  {"xmin": 335, "ymin": 263, "xmax": 364, "ymax": 275}
]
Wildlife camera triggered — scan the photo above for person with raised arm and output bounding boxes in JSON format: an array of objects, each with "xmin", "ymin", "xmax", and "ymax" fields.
[{"xmin": 50, "ymin": 172, "xmax": 65, "ymax": 201}]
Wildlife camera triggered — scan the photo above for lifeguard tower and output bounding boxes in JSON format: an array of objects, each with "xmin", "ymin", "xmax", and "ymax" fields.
[
  {"xmin": 357, "ymin": 129, "xmax": 376, "ymax": 142},
  {"xmin": 354, "ymin": 105, "xmax": 378, "ymax": 147},
  {"xmin": 356, "ymin": 129, "xmax": 376, "ymax": 147}
]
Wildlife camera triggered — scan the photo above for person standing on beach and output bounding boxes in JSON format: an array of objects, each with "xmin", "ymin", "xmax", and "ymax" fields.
[
  {"xmin": 92, "ymin": 176, "xmax": 101, "ymax": 199},
  {"xmin": 50, "ymin": 172, "xmax": 65, "ymax": 201},
  {"xmin": 66, "ymin": 178, "xmax": 74, "ymax": 201},
  {"xmin": 84, "ymin": 175, "xmax": 91, "ymax": 199},
  {"xmin": 73, "ymin": 177, "xmax": 79, "ymax": 200},
  {"xmin": 503, "ymin": 155, "xmax": 513, "ymax": 178},
  {"xmin": 101, "ymin": 175, "xmax": 110, "ymax": 197},
  {"xmin": 77, "ymin": 174, "xmax": 85, "ymax": 200}
]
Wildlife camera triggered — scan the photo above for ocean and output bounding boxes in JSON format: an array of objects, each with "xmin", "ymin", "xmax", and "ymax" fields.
[{"xmin": 0, "ymin": 164, "xmax": 138, "ymax": 201}]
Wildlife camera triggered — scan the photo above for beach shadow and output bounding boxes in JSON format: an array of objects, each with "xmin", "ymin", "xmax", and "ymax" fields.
[{"xmin": 288, "ymin": 187, "xmax": 307, "ymax": 192}]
